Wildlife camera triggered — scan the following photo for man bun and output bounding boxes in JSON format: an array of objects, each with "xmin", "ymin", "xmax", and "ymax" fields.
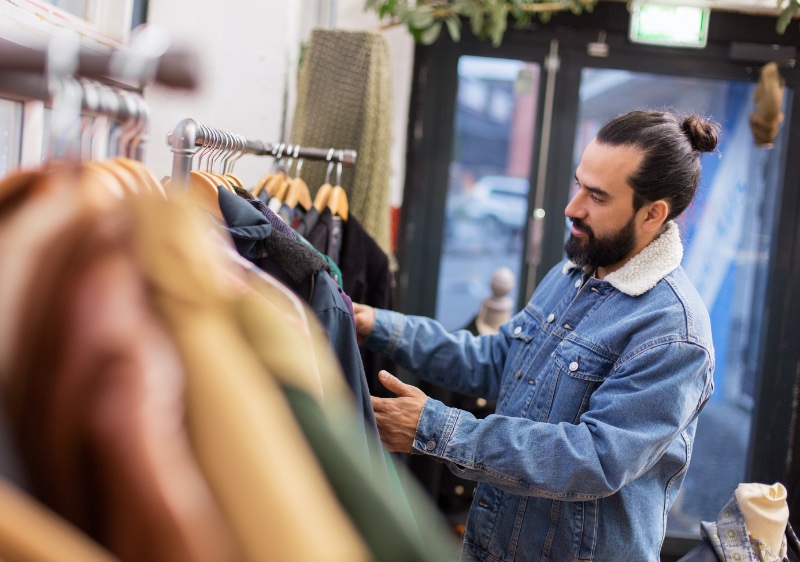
[{"xmin": 681, "ymin": 114, "xmax": 720, "ymax": 153}]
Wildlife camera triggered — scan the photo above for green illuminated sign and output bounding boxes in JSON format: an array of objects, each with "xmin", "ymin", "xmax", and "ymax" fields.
[{"xmin": 629, "ymin": 2, "xmax": 710, "ymax": 48}]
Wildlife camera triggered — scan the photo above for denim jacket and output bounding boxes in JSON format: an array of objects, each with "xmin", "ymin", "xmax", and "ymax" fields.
[{"xmin": 364, "ymin": 221, "xmax": 714, "ymax": 561}]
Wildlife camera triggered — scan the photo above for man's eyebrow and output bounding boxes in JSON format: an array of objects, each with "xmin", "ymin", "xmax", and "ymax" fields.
[{"xmin": 575, "ymin": 175, "xmax": 610, "ymax": 198}]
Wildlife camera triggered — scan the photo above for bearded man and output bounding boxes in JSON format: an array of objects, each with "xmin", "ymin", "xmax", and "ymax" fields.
[{"xmin": 354, "ymin": 109, "xmax": 719, "ymax": 562}]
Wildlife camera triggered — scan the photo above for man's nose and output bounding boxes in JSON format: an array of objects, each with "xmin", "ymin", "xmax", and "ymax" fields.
[{"xmin": 564, "ymin": 192, "xmax": 586, "ymax": 219}]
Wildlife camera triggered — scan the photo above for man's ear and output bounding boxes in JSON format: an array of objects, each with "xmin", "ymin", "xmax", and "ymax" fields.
[{"xmin": 641, "ymin": 200, "xmax": 669, "ymax": 234}]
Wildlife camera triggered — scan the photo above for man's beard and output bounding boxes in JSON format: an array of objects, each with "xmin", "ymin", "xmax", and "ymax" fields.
[{"xmin": 564, "ymin": 214, "xmax": 637, "ymax": 269}]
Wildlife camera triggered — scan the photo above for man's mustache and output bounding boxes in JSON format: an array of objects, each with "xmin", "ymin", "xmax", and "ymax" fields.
[{"xmin": 570, "ymin": 218, "xmax": 594, "ymax": 238}]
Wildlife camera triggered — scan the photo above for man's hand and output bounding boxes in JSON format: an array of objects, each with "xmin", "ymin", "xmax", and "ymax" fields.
[
  {"xmin": 352, "ymin": 302, "xmax": 376, "ymax": 345},
  {"xmin": 371, "ymin": 370, "xmax": 428, "ymax": 453}
]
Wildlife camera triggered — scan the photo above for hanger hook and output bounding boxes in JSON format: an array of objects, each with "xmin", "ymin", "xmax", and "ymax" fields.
[
  {"xmin": 272, "ymin": 142, "xmax": 286, "ymax": 173},
  {"xmin": 215, "ymin": 130, "xmax": 231, "ymax": 173},
  {"xmin": 195, "ymin": 124, "xmax": 211, "ymax": 171},
  {"xmin": 325, "ymin": 147, "xmax": 335, "ymax": 184},
  {"xmin": 120, "ymin": 89, "xmax": 141, "ymax": 158},
  {"xmin": 128, "ymin": 93, "xmax": 149, "ymax": 160},
  {"xmin": 83, "ymin": 79, "xmax": 108, "ymax": 160},
  {"xmin": 77, "ymin": 79, "xmax": 95, "ymax": 161},
  {"xmin": 221, "ymin": 131, "xmax": 236, "ymax": 174},
  {"xmin": 336, "ymin": 149, "xmax": 344, "ymax": 186},
  {"xmin": 283, "ymin": 143, "xmax": 295, "ymax": 177},
  {"xmin": 207, "ymin": 127, "xmax": 222, "ymax": 173},
  {"xmin": 293, "ymin": 144, "xmax": 303, "ymax": 179},
  {"xmin": 227, "ymin": 133, "xmax": 246, "ymax": 174}
]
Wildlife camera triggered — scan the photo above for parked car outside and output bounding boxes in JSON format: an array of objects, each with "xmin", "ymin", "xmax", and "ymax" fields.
[{"xmin": 452, "ymin": 175, "xmax": 530, "ymax": 236}]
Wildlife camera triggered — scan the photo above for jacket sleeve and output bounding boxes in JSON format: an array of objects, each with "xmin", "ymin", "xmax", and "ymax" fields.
[
  {"xmin": 411, "ymin": 339, "xmax": 713, "ymax": 499},
  {"xmin": 363, "ymin": 309, "xmax": 513, "ymax": 400}
]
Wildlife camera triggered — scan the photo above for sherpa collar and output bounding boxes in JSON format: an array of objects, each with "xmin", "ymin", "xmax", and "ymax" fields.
[{"xmin": 561, "ymin": 220, "xmax": 683, "ymax": 297}]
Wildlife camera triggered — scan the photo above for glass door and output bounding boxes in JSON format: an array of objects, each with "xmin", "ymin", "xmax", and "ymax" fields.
[
  {"xmin": 569, "ymin": 68, "xmax": 790, "ymax": 538},
  {"xmin": 435, "ymin": 56, "xmax": 540, "ymax": 331}
]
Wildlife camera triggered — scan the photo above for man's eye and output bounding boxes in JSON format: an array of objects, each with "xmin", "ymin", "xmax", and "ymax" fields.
[{"xmin": 590, "ymin": 194, "xmax": 603, "ymax": 203}]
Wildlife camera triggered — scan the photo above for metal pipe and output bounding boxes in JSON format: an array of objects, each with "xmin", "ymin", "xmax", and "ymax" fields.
[
  {"xmin": 167, "ymin": 117, "xmax": 358, "ymax": 191},
  {"xmin": 0, "ymin": 37, "xmax": 199, "ymax": 91}
]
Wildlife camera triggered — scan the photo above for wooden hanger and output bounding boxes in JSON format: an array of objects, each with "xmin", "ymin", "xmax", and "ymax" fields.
[
  {"xmin": 265, "ymin": 172, "xmax": 286, "ymax": 198},
  {"xmin": 115, "ymin": 157, "xmax": 168, "ymax": 198},
  {"xmin": 284, "ymin": 177, "xmax": 312, "ymax": 211},
  {"xmin": 327, "ymin": 150, "xmax": 348, "ymax": 221},
  {"xmin": 273, "ymin": 177, "xmax": 290, "ymax": 202},
  {"xmin": 313, "ymin": 183, "xmax": 332, "ymax": 213},
  {"xmin": 252, "ymin": 143, "xmax": 287, "ymax": 196},
  {"xmin": 328, "ymin": 185, "xmax": 348, "ymax": 221},
  {"xmin": 313, "ymin": 148, "xmax": 337, "ymax": 212},
  {"xmin": 207, "ymin": 172, "xmax": 237, "ymax": 193},
  {"xmin": 282, "ymin": 150, "xmax": 312, "ymax": 211},
  {"xmin": 81, "ymin": 162, "xmax": 126, "ymax": 199},
  {"xmin": 188, "ymin": 170, "xmax": 224, "ymax": 221},
  {"xmin": 251, "ymin": 172, "xmax": 272, "ymax": 197},
  {"xmin": 224, "ymin": 173, "xmax": 245, "ymax": 189}
]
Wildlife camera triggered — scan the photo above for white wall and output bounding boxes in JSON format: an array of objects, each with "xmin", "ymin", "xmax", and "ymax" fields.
[
  {"xmin": 143, "ymin": 0, "xmax": 301, "ymax": 183},
  {"xmin": 144, "ymin": 0, "xmax": 414, "ymax": 207}
]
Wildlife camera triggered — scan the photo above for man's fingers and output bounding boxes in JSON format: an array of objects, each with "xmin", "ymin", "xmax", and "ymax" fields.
[
  {"xmin": 352, "ymin": 302, "xmax": 375, "ymax": 345},
  {"xmin": 378, "ymin": 370, "xmax": 421, "ymax": 398}
]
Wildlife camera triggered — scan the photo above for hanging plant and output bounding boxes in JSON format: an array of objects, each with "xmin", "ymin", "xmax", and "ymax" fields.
[
  {"xmin": 776, "ymin": 0, "xmax": 799, "ymax": 33},
  {"xmin": 365, "ymin": 0, "xmax": 597, "ymax": 46}
]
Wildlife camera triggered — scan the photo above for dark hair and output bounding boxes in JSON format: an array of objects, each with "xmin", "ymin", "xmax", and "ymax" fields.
[{"xmin": 596, "ymin": 110, "xmax": 720, "ymax": 221}]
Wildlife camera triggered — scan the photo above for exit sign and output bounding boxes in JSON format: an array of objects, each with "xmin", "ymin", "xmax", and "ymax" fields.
[{"xmin": 629, "ymin": 2, "xmax": 710, "ymax": 49}]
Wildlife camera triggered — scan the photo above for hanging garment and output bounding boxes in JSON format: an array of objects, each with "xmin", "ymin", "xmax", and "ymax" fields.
[
  {"xmin": 338, "ymin": 214, "xmax": 399, "ymax": 398},
  {"xmin": 0, "ymin": 477, "xmax": 120, "ymax": 562},
  {"xmin": 308, "ymin": 210, "xmax": 398, "ymax": 397},
  {"xmin": 0, "ymin": 398, "xmax": 27, "ymax": 491},
  {"xmin": 222, "ymin": 237, "xmax": 459, "ymax": 562},
  {"xmin": 124, "ymin": 193, "xmax": 373, "ymax": 562},
  {"xmin": 0, "ymin": 168, "xmax": 238, "ymax": 562},
  {"xmin": 282, "ymin": 386, "xmax": 460, "ymax": 562},
  {"xmin": 290, "ymin": 29, "xmax": 393, "ymax": 257},
  {"xmin": 216, "ymin": 187, "xmax": 378, "ymax": 458}
]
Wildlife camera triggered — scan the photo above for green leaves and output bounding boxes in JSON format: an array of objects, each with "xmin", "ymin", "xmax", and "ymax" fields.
[
  {"xmin": 364, "ymin": 0, "xmax": 597, "ymax": 46},
  {"xmin": 776, "ymin": 0, "xmax": 799, "ymax": 34}
]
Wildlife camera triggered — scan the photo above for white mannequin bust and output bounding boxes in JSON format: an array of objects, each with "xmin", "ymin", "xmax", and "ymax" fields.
[
  {"xmin": 475, "ymin": 267, "xmax": 515, "ymax": 335},
  {"xmin": 735, "ymin": 482, "xmax": 789, "ymax": 555}
]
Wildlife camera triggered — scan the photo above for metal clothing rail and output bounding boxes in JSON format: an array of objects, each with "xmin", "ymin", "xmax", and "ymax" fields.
[
  {"xmin": 0, "ymin": 72, "xmax": 147, "ymax": 120},
  {"xmin": 0, "ymin": 35, "xmax": 199, "ymax": 91},
  {"xmin": 167, "ymin": 118, "xmax": 358, "ymax": 191}
]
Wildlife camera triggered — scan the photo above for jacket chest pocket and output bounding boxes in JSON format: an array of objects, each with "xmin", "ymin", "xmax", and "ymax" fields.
[
  {"xmin": 546, "ymin": 341, "xmax": 615, "ymax": 424},
  {"xmin": 498, "ymin": 310, "xmax": 546, "ymax": 408}
]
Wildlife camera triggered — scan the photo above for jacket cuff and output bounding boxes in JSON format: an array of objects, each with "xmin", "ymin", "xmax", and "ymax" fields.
[
  {"xmin": 363, "ymin": 308, "xmax": 406, "ymax": 357},
  {"xmin": 412, "ymin": 397, "xmax": 459, "ymax": 457}
]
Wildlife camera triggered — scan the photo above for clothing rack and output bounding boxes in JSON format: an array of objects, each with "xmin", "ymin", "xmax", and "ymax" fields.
[
  {"xmin": 0, "ymin": 35, "xmax": 199, "ymax": 92},
  {"xmin": 167, "ymin": 118, "xmax": 358, "ymax": 191},
  {"xmin": 0, "ymin": 30, "xmax": 198, "ymax": 162},
  {"xmin": 0, "ymin": 72, "xmax": 148, "ymax": 120}
]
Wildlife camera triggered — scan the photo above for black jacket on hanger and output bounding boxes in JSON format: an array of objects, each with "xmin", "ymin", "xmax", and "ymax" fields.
[
  {"xmin": 216, "ymin": 188, "xmax": 381, "ymax": 461},
  {"xmin": 337, "ymin": 215, "xmax": 397, "ymax": 399}
]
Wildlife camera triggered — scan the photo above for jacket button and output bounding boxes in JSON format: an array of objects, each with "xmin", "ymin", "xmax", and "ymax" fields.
[
  {"xmin": 574, "ymin": 279, "xmax": 581, "ymax": 288},
  {"xmin": 515, "ymin": 370, "xmax": 522, "ymax": 379},
  {"xmin": 426, "ymin": 439, "xmax": 436, "ymax": 450},
  {"xmin": 569, "ymin": 361, "xmax": 579, "ymax": 372},
  {"xmin": 546, "ymin": 314, "xmax": 555, "ymax": 323},
  {"xmin": 513, "ymin": 326, "xmax": 522, "ymax": 335}
]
